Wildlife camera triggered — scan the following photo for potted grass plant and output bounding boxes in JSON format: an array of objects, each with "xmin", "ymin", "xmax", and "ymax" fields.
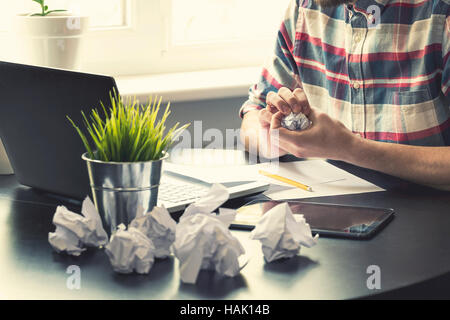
[
  {"xmin": 13, "ymin": 0, "xmax": 89, "ymax": 70},
  {"xmin": 68, "ymin": 91, "xmax": 189, "ymax": 234}
]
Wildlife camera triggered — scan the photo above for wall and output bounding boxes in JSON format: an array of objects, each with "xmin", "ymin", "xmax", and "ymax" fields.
[{"xmin": 0, "ymin": 95, "xmax": 247, "ymax": 175}]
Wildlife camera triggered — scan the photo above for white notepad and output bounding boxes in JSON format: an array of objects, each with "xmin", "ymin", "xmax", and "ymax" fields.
[{"xmin": 164, "ymin": 159, "xmax": 385, "ymax": 200}]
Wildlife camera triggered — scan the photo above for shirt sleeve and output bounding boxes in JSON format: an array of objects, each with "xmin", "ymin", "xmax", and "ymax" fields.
[
  {"xmin": 442, "ymin": 13, "xmax": 450, "ymax": 99},
  {"xmin": 239, "ymin": 0, "xmax": 302, "ymax": 118}
]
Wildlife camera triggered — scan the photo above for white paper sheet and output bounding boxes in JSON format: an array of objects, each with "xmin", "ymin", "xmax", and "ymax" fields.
[
  {"xmin": 173, "ymin": 184, "xmax": 247, "ymax": 284},
  {"xmin": 0, "ymin": 138, "xmax": 13, "ymax": 175},
  {"xmin": 257, "ymin": 160, "xmax": 350, "ymax": 186},
  {"xmin": 164, "ymin": 159, "xmax": 345, "ymax": 184},
  {"xmin": 48, "ymin": 197, "xmax": 108, "ymax": 256},
  {"xmin": 129, "ymin": 205, "xmax": 177, "ymax": 259},
  {"xmin": 164, "ymin": 162, "xmax": 261, "ymax": 183},
  {"xmin": 264, "ymin": 163, "xmax": 385, "ymax": 200},
  {"xmin": 105, "ymin": 224, "xmax": 156, "ymax": 274},
  {"xmin": 251, "ymin": 202, "xmax": 318, "ymax": 262},
  {"xmin": 164, "ymin": 159, "xmax": 384, "ymax": 199}
]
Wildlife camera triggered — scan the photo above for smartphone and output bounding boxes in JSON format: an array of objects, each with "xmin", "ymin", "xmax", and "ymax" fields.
[{"xmin": 231, "ymin": 200, "xmax": 395, "ymax": 239}]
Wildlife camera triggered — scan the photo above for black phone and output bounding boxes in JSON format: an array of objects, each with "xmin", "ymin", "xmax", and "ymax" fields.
[{"xmin": 231, "ymin": 199, "xmax": 395, "ymax": 239}]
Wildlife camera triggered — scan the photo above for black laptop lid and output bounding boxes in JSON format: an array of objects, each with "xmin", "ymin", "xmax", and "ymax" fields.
[{"xmin": 0, "ymin": 61, "xmax": 118, "ymax": 199}]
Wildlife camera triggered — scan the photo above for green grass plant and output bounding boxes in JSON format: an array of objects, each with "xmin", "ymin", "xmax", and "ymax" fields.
[{"xmin": 68, "ymin": 90, "xmax": 189, "ymax": 162}]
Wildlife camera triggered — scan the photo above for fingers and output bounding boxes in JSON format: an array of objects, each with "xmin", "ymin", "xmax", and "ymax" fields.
[
  {"xmin": 292, "ymin": 88, "xmax": 311, "ymax": 116},
  {"xmin": 269, "ymin": 111, "xmax": 296, "ymax": 152},
  {"xmin": 269, "ymin": 110, "xmax": 314, "ymax": 158},
  {"xmin": 266, "ymin": 103, "xmax": 278, "ymax": 114},
  {"xmin": 258, "ymin": 109, "xmax": 273, "ymax": 127},
  {"xmin": 278, "ymin": 87, "xmax": 302, "ymax": 114},
  {"xmin": 266, "ymin": 91, "xmax": 291, "ymax": 115},
  {"xmin": 266, "ymin": 87, "xmax": 310, "ymax": 116},
  {"xmin": 270, "ymin": 127, "xmax": 298, "ymax": 156},
  {"xmin": 269, "ymin": 111, "xmax": 284, "ymax": 130}
]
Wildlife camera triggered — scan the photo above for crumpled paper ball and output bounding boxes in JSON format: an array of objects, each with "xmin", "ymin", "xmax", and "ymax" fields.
[
  {"xmin": 129, "ymin": 205, "xmax": 177, "ymax": 258},
  {"xmin": 105, "ymin": 224, "xmax": 156, "ymax": 274},
  {"xmin": 251, "ymin": 202, "xmax": 318, "ymax": 262},
  {"xmin": 48, "ymin": 197, "xmax": 108, "ymax": 256},
  {"xmin": 173, "ymin": 184, "xmax": 246, "ymax": 284},
  {"xmin": 281, "ymin": 112, "xmax": 311, "ymax": 131}
]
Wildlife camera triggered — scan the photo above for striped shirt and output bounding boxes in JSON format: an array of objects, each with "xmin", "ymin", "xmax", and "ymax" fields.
[{"xmin": 241, "ymin": 0, "xmax": 450, "ymax": 146}]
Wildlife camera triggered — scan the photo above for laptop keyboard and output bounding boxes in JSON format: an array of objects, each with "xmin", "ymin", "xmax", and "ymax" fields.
[{"xmin": 158, "ymin": 181, "xmax": 210, "ymax": 204}]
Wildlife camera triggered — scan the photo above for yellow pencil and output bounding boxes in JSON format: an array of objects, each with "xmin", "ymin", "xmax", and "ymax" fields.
[{"xmin": 258, "ymin": 170, "xmax": 313, "ymax": 192}]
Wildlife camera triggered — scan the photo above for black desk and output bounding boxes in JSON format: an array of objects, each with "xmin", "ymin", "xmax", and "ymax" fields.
[{"xmin": 1, "ymin": 166, "xmax": 450, "ymax": 300}]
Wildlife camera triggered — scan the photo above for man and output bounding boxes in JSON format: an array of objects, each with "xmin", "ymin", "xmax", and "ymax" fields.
[{"xmin": 240, "ymin": 0, "xmax": 450, "ymax": 188}]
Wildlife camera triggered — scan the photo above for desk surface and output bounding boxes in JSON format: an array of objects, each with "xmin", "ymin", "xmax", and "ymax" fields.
[{"xmin": 1, "ymin": 166, "xmax": 450, "ymax": 300}]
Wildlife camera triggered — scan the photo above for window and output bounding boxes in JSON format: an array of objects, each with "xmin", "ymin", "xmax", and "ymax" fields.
[
  {"xmin": 0, "ymin": 0, "xmax": 128, "ymax": 30},
  {"xmin": 1, "ymin": 0, "xmax": 291, "ymax": 76},
  {"xmin": 150, "ymin": 0, "xmax": 291, "ymax": 76},
  {"xmin": 171, "ymin": 0, "xmax": 290, "ymax": 45}
]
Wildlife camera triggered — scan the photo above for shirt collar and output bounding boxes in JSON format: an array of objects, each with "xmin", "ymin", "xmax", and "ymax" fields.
[{"xmin": 353, "ymin": 0, "xmax": 391, "ymax": 12}]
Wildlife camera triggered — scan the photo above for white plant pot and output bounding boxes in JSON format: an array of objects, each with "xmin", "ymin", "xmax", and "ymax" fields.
[{"xmin": 13, "ymin": 13, "xmax": 89, "ymax": 70}]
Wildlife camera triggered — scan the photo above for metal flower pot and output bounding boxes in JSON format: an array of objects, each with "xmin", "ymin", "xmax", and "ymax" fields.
[{"xmin": 82, "ymin": 152, "xmax": 168, "ymax": 234}]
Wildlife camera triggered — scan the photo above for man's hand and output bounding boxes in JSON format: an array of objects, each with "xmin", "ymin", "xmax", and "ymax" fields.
[
  {"xmin": 264, "ymin": 86, "xmax": 358, "ymax": 161},
  {"xmin": 240, "ymin": 109, "xmax": 288, "ymax": 159},
  {"xmin": 269, "ymin": 107, "xmax": 358, "ymax": 161},
  {"xmin": 241, "ymin": 87, "xmax": 311, "ymax": 159},
  {"xmin": 266, "ymin": 87, "xmax": 311, "ymax": 116}
]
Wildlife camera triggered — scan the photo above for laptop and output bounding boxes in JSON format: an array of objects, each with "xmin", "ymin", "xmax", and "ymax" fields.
[{"xmin": 0, "ymin": 61, "xmax": 269, "ymax": 212}]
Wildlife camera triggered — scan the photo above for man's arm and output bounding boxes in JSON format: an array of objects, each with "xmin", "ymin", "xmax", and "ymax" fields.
[
  {"xmin": 240, "ymin": 110, "xmax": 261, "ymax": 154},
  {"xmin": 347, "ymin": 137, "xmax": 450, "ymax": 187},
  {"xmin": 268, "ymin": 101, "xmax": 450, "ymax": 188}
]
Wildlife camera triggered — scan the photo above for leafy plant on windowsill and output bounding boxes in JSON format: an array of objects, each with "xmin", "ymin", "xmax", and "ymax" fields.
[
  {"xmin": 31, "ymin": 0, "xmax": 67, "ymax": 16},
  {"xmin": 67, "ymin": 90, "xmax": 190, "ymax": 162}
]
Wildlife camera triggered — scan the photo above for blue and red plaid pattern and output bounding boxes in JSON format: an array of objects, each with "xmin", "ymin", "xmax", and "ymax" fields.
[{"xmin": 241, "ymin": 0, "xmax": 450, "ymax": 146}]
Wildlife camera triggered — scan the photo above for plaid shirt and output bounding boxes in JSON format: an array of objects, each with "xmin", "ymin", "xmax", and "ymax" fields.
[{"xmin": 241, "ymin": 0, "xmax": 450, "ymax": 146}]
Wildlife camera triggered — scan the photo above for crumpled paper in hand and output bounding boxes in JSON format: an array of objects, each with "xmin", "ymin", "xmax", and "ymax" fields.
[
  {"xmin": 104, "ymin": 224, "xmax": 156, "ymax": 274},
  {"xmin": 129, "ymin": 205, "xmax": 177, "ymax": 258},
  {"xmin": 173, "ymin": 184, "xmax": 247, "ymax": 284},
  {"xmin": 281, "ymin": 112, "xmax": 311, "ymax": 131},
  {"xmin": 48, "ymin": 197, "xmax": 108, "ymax": 256},
  {"xmin": 251, "ymin": 202, "xmax": 318, "ymax": 262}
]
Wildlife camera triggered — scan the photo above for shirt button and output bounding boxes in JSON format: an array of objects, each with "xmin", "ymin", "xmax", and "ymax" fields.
[{"xmin": 353, "ymin": 81, "xmax": 361, "ymax": 90}]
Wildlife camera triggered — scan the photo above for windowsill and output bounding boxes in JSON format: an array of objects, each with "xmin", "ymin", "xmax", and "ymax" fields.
[{"xmin": 115, "ymin": 67, "xmax": 260, "ymax": 103}]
